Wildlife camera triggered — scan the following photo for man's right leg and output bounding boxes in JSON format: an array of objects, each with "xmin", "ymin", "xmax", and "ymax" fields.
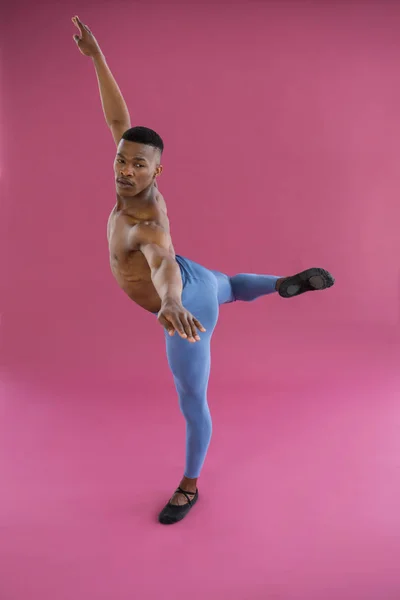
[
  {"xmin": 158, "ymin": 275, "xmax": 219, "ymax": 525},
  {"xmin": 165, "ymin": 325, "xmax": 215, "ymax": 480}
]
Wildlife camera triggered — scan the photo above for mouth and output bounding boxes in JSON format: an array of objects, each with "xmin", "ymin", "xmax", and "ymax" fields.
[{"xmin": 116, "ymin": 178, "xmax": 134, "ymax": 188}]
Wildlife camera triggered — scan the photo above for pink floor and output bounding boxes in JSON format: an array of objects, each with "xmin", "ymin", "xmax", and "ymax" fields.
[{"xmin": 1, "ymin": 324, "xmax": 399, "ymax": 600}]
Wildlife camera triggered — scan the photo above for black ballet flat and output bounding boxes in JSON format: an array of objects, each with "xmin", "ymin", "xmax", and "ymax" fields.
[
  {"xmin": 158, "ymin": 487, "xmax": 199, "ymax": 525},
  {"xmin": 278, "ymin": 268, "xmax": 335, "ymax": 298}
]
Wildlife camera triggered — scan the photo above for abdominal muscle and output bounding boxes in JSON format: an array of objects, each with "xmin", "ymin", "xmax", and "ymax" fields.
[
  {"xmin": 110, "ymin": 251, "xmax": 164, "ymax": 313},
  {"xmin": 107, "ymin": 196, "xmax": 176, "ymax": 314}
]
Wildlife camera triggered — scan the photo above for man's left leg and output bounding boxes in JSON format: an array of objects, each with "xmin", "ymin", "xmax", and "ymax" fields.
[{"xmin": 210, "ymin": 267, "xmax": 334, "ymax": 305}]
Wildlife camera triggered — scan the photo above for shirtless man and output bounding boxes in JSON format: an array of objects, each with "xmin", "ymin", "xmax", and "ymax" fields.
[{"xmin": 72, "ymin": 16, "xmax": 335, "ymax": 525}]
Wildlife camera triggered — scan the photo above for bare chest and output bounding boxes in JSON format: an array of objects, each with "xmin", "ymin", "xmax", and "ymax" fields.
[{"xmin": 107, "ymin": 207, "xmax": 158, "ymax": 285}]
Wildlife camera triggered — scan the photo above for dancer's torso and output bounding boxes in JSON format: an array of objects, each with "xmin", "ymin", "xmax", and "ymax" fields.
[{"xmin": 107, "ymin": 193, "xmax": 174, "ymax": 313}]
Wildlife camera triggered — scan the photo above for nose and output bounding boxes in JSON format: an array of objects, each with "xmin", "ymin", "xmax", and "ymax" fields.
[{"xmin": 120, "ymin": 168, "xmax": 133, "ymax": 177}]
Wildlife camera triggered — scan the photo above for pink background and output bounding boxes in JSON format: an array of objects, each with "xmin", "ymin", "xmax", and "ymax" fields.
[{"xmin": 1, "ymin": 1, "xmax": 400, "ymax": 599}]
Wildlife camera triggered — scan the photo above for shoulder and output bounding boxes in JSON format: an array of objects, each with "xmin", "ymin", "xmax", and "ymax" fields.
[
  {"xmin": 129, "ymin": 220, "xmax": 170, "ymax": 250},
  {"xmin": 107, "ymin": 205, "xmax": 119, "ymax": 238},
  {"xmin": 155, "ymin": 190, "xmax": 168, "ymax": 214}
]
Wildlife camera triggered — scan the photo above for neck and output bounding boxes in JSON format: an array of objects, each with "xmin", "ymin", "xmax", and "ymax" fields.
[{"xmin": 116, "ymin": 183, "xmax": 156, "ymax": 211}]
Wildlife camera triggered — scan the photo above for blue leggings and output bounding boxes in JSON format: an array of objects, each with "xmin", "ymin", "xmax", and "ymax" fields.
[{"xmin": 164, "ymin": 255, "xmax": 280, "ymax": 479}]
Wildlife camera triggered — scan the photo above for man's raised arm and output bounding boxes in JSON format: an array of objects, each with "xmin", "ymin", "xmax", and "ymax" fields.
[{"xmin": 72, "ymin": 16, "xmax": 131, "ymax": 145}]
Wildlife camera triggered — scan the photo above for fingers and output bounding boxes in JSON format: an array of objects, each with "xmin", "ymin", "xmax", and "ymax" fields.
[
  {"xmin": 158, "ymin": 314, "xmax": 174, "ymax": 336},
  {"xmin": 72, "ymin": 16, "xmax": 83, "ymax": 35},
  {"xmin": 187, "ymin": 317, "xmax": 201, "ymax": 342},
  {"xmin": 193, "ymin": 318, "xmax": 206, "ymax": 333},
  {"xmin": 159, "ymin": 313, "xmax": 187, "ymax": 340},
  {"xmin": 171, "ymin": 315, "xmax": 191, "ymax": 340},
  {"xmin": 158, "ymin": 310, "xmax": 207, "ymax": 343},
  {"xmin": 72, "ymin": 16, "xmax": 92, "ymax": 36},
  {"xmin": 178, "ymin": 314, "xmax": 206, "ymax": 342},
  {"xmin": 180, "ymin": 314, "xmax": 198, "ymax": 342}
]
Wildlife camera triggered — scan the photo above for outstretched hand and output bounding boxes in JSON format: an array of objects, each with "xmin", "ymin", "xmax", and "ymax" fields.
[
  {"xmin": 158, "ymin": 299, "xmax": 206, "ymax": 343},
  {"xmin": 72, "ymin": 16, "xmax": 102, "ymax": 57}
]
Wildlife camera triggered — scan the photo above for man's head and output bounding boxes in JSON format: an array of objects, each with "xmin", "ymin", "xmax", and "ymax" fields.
[{"xmin": 114, "ymin": 126, "xmax": 164, "ymax": 196}]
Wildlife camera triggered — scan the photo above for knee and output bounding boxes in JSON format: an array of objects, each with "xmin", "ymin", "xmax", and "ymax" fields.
[
  {"xmin": 171, "ymin": 362, "xmax": 209, "ymax": 397},
  {"xmin": 229, "ymin": 274, "xmax": 244, "ymax": 300},
  {"xmin": 178, "ymin": 387, "xmax": 209, "ymax": 420},
  {"xmin": 176, "ymin": 379, "xmax": 205, "ymax": 405}
]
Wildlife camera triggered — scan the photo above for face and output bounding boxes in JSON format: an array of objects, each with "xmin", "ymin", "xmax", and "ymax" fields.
[{"xmin": 114, "ymin": 140, "xmax": 162, "ymax": 196}]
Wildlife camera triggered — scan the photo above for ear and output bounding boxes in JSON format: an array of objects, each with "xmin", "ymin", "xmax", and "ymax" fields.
[{"xmin": 155, "ymin": 165, "xmax": 163, "ymax": 178}]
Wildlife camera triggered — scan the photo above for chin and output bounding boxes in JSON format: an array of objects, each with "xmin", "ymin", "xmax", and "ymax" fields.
[{"xmin": 116, "ymin": 186, "xmax": 136, "ymax": 196}]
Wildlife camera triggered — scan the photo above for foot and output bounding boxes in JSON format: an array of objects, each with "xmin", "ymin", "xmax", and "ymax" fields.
[
  {"xmin": 277, "ymin": 268, "xmax": 335, "ymax": 298},
  {"xmin": 169, "ymin": 487, "xmax": 197, "ymax": 506},
  {"xmin": 158, "ymin": 486, "xmax": 199, "ymax": 525}
]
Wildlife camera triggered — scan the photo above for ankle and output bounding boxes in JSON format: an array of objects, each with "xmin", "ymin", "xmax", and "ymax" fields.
[{"xmin": 180, "ymin": 476, "xmax": 198, "ymax": 493}]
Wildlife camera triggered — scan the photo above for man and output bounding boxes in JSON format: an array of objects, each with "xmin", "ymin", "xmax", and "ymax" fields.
[{"xmin": 72, "ymin": 16, "xmax": 335, "ymax": 525}]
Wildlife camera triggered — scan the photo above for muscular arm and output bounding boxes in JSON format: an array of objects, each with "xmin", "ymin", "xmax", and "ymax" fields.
[
  {"xmin": 92, "ymin": 53, "xmax": 131, "ymax": 145},
  {"xmin": 130, "ymin": 223, "xmax": 182, "ymax": 304},
  {"xmin": 129, "ymin": 223, "xmax": 205, "ymax": 341},
  {"xmin": 72, "ymin": 16, "xmax": 130, "ymax": 145}
]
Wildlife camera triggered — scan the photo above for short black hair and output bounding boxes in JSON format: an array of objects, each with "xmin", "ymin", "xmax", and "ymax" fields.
[{"xmin": 121, "ymin": 126, "xmax": 164, "ymax": 154}]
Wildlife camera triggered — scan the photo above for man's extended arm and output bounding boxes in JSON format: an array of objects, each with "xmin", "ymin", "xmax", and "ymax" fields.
[
  {"xmin": 131, "ymin": 223, "xmax": 182, "ymax": 304},
  {"xmin": 72, "ymin": 16, "xmax": 130, "ymax": 145},
  {"xmin": 130, "ymin": 223, "xmax": 206, "ymax": 342}
]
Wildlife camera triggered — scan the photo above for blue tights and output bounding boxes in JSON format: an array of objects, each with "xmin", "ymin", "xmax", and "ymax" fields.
[{"xmin": 164, "ymin": 256, "xmax": 280, "ymax": 479}]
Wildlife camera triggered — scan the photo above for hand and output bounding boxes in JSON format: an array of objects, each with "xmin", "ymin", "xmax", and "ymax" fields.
[
  {"xmin": 72, "ymin": 16, "xmax": 102, "ymax": 57},
  {"xmin": 158, "ymin": 299, "xmax": 206, "ymax": 343}
]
